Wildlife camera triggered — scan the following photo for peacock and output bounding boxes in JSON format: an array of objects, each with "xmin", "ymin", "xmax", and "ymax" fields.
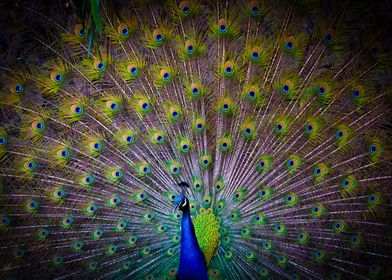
[{"xmin": 1, "ymin": 0, "xmax": 392, "ymax": 279}]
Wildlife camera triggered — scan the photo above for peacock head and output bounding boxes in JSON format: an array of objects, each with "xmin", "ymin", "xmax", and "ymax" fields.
[
  {"xmin": 175, "ymin": 194, "xmax": 189, "ymax": 212},
  {"xmin": 175, "ymin": 182, "xmax": 190, "ymax": 212}
]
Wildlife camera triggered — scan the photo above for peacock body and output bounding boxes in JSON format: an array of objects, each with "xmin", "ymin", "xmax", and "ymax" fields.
[{"xmin": 0, "ymin": 0, "xmax": 392, "ymax": 279}]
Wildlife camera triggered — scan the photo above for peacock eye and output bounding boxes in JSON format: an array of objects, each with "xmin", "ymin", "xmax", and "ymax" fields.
[
  {"xmin": 179, "ymin": 1, "xmax": 192, "ymax": 16},
  {"xmin": 157, "ymin": 34, "xmax": 163, "ymax": 41},
  {"xmin": 32, "ymin": 121, "xmax": 44, "ymax": 131},
  {"xmin": 318, "ymin": 86, "xmax": 325, "ymax": 95},
  {"xmin": 182, "ymin": 144, "xmax": 189, "ymax": 150},
  {"xmin": 2, "ymin": 216, "xmax": 9, "ymax": 225},
  {"xmin": 55, "ymin": 73, "xmax": 63, "ymax": 83},
  {"xmin": 248, "ymin": 91, "xmax": 256, "ymax": 99},
  {"xmin": 370, "ymin": 144, "xmax": 376, "ymax": 154},
  {"xmin": 324, "ymin": 34, "xmax": 332, "ymax": 42},
  {"xmin": 96, "ymin": 61, "xmax": 105, "ymax": 71},
  {"xmin": 220, "ymin": 24, "xmax": 227, "ymax": 32},
  {"xmin": 79, "ymin": 28, "xmax": 86, "ymax": 36},
  {"xmin": 336, "ymin": 130, "xmax": 343, "ymax": 138},
  {"xmin": 353, "ymin": 88, "xmax": 360, "ymax": 98},
  {"xmin": 282, "ymin": 84, "xmax": 289, "ymax": 93},
  {"xmin": 121, "ymin": 27, "xmax": 129, "ymax": 36},
  {"xmin": 286, "ymin": 41, "xmax": 293, "ymax": 50},
  {"xmin": 137, "ymin": 101, "xmax": 147, "ymax": 111},
  {"xmin": 14, "ymin": 83, "xmax": 24, "ymax": 93},
  {"xmin": 251, "ymin": 6, "xmax": 259, "ymax": 15}
]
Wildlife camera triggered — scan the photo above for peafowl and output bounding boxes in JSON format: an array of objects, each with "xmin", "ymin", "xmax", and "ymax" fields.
[
  {"xmin": 1, "ymin": 0, "xmax": 392, "ymax": 279},
  {"xmin": 175, "ymin": 182, "xmax": 209, "ymax": 280}
]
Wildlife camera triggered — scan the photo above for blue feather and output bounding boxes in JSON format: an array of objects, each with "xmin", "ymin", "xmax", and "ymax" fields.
[{"xmin": 176, "ymin": 194, "xmax": 208, "ymax": 280}]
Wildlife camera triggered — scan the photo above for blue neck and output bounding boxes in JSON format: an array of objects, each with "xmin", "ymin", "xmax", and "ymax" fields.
[{"xmin": 177, "ymin": 209, "xmax": 209, "ymax": 280}]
